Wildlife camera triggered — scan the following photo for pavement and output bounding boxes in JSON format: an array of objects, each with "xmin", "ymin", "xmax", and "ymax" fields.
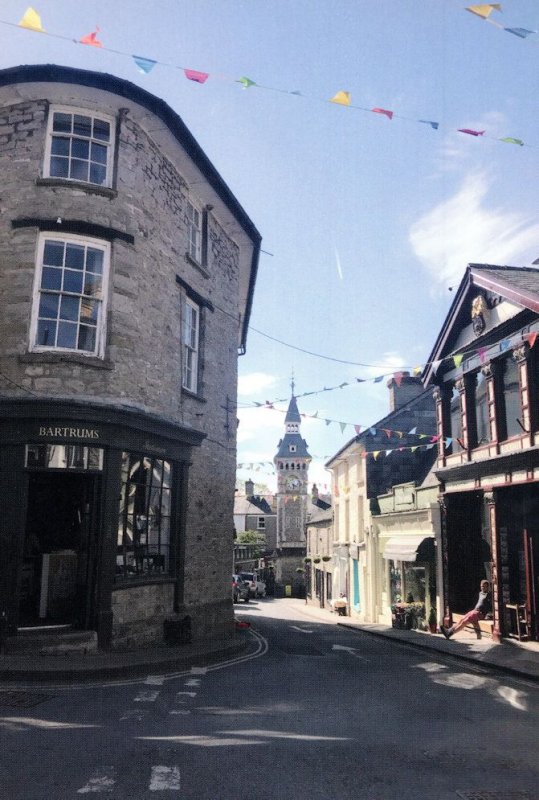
[
  {"xmin": 298, "ymin": 600, "xmax": 539, "ymax": 684},
  {"xmin": 0, "ymin": 630, "xmax": 252, "ymax": 683},
  {"xmin": 1, "ymin": 600, "xmax": 538, "ymax": 684}
]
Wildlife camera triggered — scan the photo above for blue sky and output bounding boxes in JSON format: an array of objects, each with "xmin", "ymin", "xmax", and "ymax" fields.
[{"xmin": 1, "ymin": 1, "xmax": 538, "ymax": 491}]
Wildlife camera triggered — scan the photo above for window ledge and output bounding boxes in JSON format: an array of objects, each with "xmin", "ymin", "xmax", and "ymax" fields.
[
  {"xmin": 20, "ymin": 351, "xmax": 114, "ymax": 370},
  {"xmin": 181, "ymin": 387, "xmax": 206, "ymax": 403},
  {"xmin": 184, "ymin": 252, "xmax": 209, "ymax": 278},
  {"xmin": 113, "ymin": 576, "xmax": 175, "ymax": 589},
  {"xmin": 36, "ymin": 177, "xmax": 117, "ymax": 200}
]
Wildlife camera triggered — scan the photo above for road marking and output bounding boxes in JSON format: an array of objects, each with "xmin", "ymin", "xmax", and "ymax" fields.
[
  {"xmin": 145, "ymin": 675, "xmax": 165, "ymax": 685},
  {"xmin": 290, "ymin": 625, "xmax": 314, "ymax": 633},
  {"xmin": 190, "ymin": 666, "xmax": 208, "ymax": 674},
  {"xmin": 169, "ymin": 709, "xmax": 191, "ymax": 715},
  {"xmin": 332, "ymin": 644, "xmax": 368, "ymax": 660},
  {"xmin": 184, "ymin": 678, "xmax": 201, "ymax": 687},
  {"xmin": 134, "ymin": 690, "xmax": 160, "ymax": 702},
  {"xmin": 149, "ymin": 766, "xmax": 181, "ymax": 791},
  {"xmin": 120, "ymin": 709, "xmax": 149, "ymax": 721},
  {"xmin": 77, "ymin": 768, "xmax": 116, "ymax": 793},
  {"xmin": 175, "ymin": 691, "xmax": 197, "ymax": 699}
]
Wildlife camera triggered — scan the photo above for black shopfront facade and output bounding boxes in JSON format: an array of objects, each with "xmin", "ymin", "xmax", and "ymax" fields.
[{"xmin": 0, "ymin": 398, "xmax": 204, "ymax": 649}]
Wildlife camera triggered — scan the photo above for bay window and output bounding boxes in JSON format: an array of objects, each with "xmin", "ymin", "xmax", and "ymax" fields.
[{"xmin": 44, "ymin": 108, "xmax": 114, "ymax": 187}]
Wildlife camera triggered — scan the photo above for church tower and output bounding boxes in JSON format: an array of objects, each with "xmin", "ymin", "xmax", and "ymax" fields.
[{"xmin": 273, "ymin": 388, "xmax": 311, "ymax": 589}]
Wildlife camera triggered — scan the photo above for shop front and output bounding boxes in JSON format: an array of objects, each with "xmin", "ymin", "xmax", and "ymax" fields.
[{"xmin": 0, "ymin": 398, "xmax": 203, "ymax": 649}]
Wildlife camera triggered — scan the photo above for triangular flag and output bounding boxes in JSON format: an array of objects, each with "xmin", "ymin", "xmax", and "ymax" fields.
[
  {"xmin": 396, "ymin": 431, "xmax": 403, "ymax": 439},
  {"xmin": 430, "ymin": 435, "xmax": 440, "ymax": 443},
  {"xmin": 500, "ymin": 137, "xmax": 524, "ymax": 146},
  {"xmin": 393, "ymin": 371, "xmax": 404, "ymax": 387},
  {"xmin": 500, "ymin": 339, "xmax": 510, "ymax": 351},
  {"xmin": 133, "ymin": 56, "xmax": 158, "ymax": 74},
  {"xmin": 325, "ymin": 419, "xmax": 332, "ymax": 426},
  {"xmin": 374, "ymin": 375, "xmax": 384, "ymax": 383},
  {"xmin": 237, "ymin": 77, "xmax": 256, "ymax": 89},
  {"xmin": 330, "ymin": 91, "xmax": 351, "ymax": 106},
  {"xmin": 445, "ymin": 438, "xmax": 453, "ymax": 449},
  {"xmin": 339, "ymin": 422, "xmax": 347, "ymax": 434},
  {"xmin": 386, "ymin": 449, "xmax": 393, "ymax": 457},
  {"xmin": 372, "ymin": 107, "xmax": 393, "ymax": 120},
  {"xmin": 466, "ymin": 4, "xmax": 502, "ymax": 20},
  {"xmin": 478, "ymin": 346, "xmax": 487, "ymax": 363},
  {"xmin": 184, "ymin": 69, "xmax": 209, "ymax": 84},
  {"xmin": 356, "ymin": 377, "xmax": 366, "ymax": 383},
  {"xmin": 80, "ymin": 28, "xmax": 103, "ymax": 47},
  {"xmin": 354, "ymin": 425, "xmax": 362, "ymax": 435},
  {"xmin": 413, "ymin": 366, "xmax": 422, "ymax": 376},
  {"xmin": 372, "ymin": 451, "xmax": 380, "ymax": 461},
  {"xmin": 411, "ymin": 446, "xmax": 418, "ymax": 453},
  {"xmin": 419, "ymin": 434, "xmax": 428, "ymax": 440},
  {"xmin": 524, "ymin": 332, "xmax": 538, "ymax": 348},
  {"xmin": 426, "ymin": 443, "xmax": 435, "ymax": 450},
  {"xmin": 505, "ymin": 27, "xmax": 535, "ymax": 38},
  {"xmin": 19, "ymin": 7, "xmax": 44, "ymax": 32},
  {"xmin": 458, "ymin": 128, "xmax": 485, "ymax": 136},
  {"xmin": 432, "ymin": 359, "xmax": 442, "ymax": 374},
  {"xmin": 408, "ymin": 427, "xmax": 417, "ymax": 435},
  {"xmin": 453, "ymin": 354, "xmax": 464, "ymax": 368},
  {"xmin": 419, "ymin": 120, "xmax": 439, "ymax": 130},
  {"xmin": 382, "ymin": 429, "xmax": 392, "ymax": 439},
  {"xmin": 369, "ymin": 427, "xmax": 377, "ymax": 436}
]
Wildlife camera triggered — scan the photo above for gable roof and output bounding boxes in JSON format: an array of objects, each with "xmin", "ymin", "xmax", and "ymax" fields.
[
  {"xmin": 234, "ymin": 494, "xmax": 276, "ymax": 515},
  {"xmin": 423, "ymin": 263, "xmax": 539, "ymax": 385}
]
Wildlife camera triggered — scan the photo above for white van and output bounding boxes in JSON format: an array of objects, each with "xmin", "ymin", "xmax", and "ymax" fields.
[{"xmin": 238, "ymin": 571, "xmax": 266, "ymax": 598}]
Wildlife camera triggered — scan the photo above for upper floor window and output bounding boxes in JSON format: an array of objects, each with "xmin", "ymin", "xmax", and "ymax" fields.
[
  {"xmin": 257, "ymin": 517, "xmax": 266, "ymax": 530},
  {"xmin": 289, "ymin": 444, "xmax": 297, "ymax": 453},
  {"xmin": 449, "ymin": 385, "xmax": 464, "ymax": 452},
  {"xmin": 501, "ymin": 355, "xmax": 522, "ymax": 439},
  {"xmin": 30, "ymin": 234, "xmax": 109, "ymax": 357},
  {"xmin": 182, "ymin": 297, "xmax": 200, "ymax": 393},
  {"xmin": 474, "ymin": 370, "xmax": 491, "ymax": 445},
  {"xmin": 45, "ymin": 108, "xmax": 114, "ymax": 187},
  {"xmin": 186, "ymin": 200, "xmax": 202, "ymax": 263}
]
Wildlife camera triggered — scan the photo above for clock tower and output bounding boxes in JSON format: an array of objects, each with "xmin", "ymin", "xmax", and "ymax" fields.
[{"xmin": 273, "ymin": 390, "xmax": 311, "ymax": 588}]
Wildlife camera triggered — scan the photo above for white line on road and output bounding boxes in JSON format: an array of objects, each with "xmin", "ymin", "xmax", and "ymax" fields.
[
  {"xmin": 184, "ymin": 678, "xmax": 201, "ymax": 687},
  {"xmin": 119, "ymin": 709, "xmax": 149, "ymax": 721},
  {"xmin": 190, "ymin": 666, "xmax": 208, "ymax": 674},
  {"xmin": 149, "ymin": 766, "xmax": 181, "ymax": 791},
  {"xmin": 134, "ymin": 689, "xmax": 160, "ymax": 702},
  {"xmin": 332, "ymin": 644, "xmax": 368, "ymax": 660},
  {"xmin": 145, "ymin": 675, "xmax": 166, "ymax": 685},
  {"xmin": 175, "ymin": 691, "xmax": 197, "ymax": 699},
  {"xmin": 77, "ymin": 768, "xmax": 116, "ymax": 793},
  {"xmin": 289, "ymin": 625, "xmax": 313, "ymax": 633},
  {"xmin": 169, "ymin": 709, "xmax": 191, "ymax": 715}
]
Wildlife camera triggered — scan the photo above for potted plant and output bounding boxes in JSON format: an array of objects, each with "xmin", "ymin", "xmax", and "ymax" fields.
[
  {"xmin": 313, "ymin": 556, "xmax": 321, "ymax": 564},
  {"xmin": 296, "ymin": 567, "xmax": 304, "ymax": 574},
  {"xmin": 303, "ymin": 557, "xmax": 312, "ymax": 563},
  {"xmin": 428, "ymin": 606, "xmax": 438, "ymax": 634}
]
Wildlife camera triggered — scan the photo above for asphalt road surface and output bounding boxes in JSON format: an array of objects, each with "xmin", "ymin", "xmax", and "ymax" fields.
[{"xmin": 1, "ymin": 598, "xmax": 538, "ymax": 800}]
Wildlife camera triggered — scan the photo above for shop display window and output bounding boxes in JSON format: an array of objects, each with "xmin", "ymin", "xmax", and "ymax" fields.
[{"xmin": 116, "ymin": 452, "xmax": 172, "ymax": 579}]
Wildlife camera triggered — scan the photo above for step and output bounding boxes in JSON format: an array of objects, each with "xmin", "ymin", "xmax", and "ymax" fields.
[{"xmin": 7, "ymin": 628, "xmax": 98, "ymax": 655}]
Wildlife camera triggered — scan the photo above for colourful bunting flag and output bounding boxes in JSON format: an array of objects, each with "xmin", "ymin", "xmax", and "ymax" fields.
[
  {"xmin": 524, "ymin": 332, "xmax": 538, "ymax": 348},
  {"xmin": 430, "ymin": 435, "xmax": 440, "ymax": 443},
  {"xmin": 478, "ymin": 346, "xmax": 487, "ymax": 363},
  {"xmin": 383, "ymin": 429, "xmax": 392, "ymax": 439},
  {"xmin": 184, "ymin": 69, "xmax": 209, "ymax": 84},
  {"xmin": 354, "ymin": 425, "xmax": 362, "ymax": 435},
  {"xmin": 369, "ymin": 428, "xmax": 377, "ymax": 436},
  {"xmin": 325, "ymin": 419, "xmax": 331, "ymax": 426},
  {"xmin": 339, "ymin": 422, "xmax": 347, "ymax": 434},
  {"xmin": 374, "ymin": 375, "xmax": 383, "ymax": 383},
  {"xmin": 330, "ymin": 91, "xmax": 351, "ymax": 106},
  {"xmin": 454, "ymin": 354, "xmax": 464, "ymax": 368},
  {"xmin": 466, "ymin": 4, "xmax": 502, "ymax": 20},
  {"xmin": 396, "ymin": 431, "xmax": 403, "ymax": 439},
  {"xmin": 432, "ymin": 359, "xmax": 442, "ymax": 374},
  {"xmin": 419, "ymin": 120, "xmax": 439, "ymax": 130},
  {"xmin": 408, "ymin": 427, "xmax": 417, "ymax": 435},
  {"xmin": 80, "ymin": 28, "xmax": 103, "ymax": 47},
  {"xmin": 458, "ymin": 129, "xmax": 485, "ymax": 136},
  {"xmin": 500, "ymin": 339, "xmax": 510, "ymax": 351},
  {"xmin": 505, "ymin": 28, "xmax": 535, "ymax": 38},
  {"xmin": 500, "ymin": 137, "xmax": 524, "ymax": 146},
  {"xmin": 445, "ymin": 438, "xmax": 453, "ymax": 448},
  {"xmin": 133, "ymin": 55, "xmax": 157, "ymax": 74},
  {"xmin": 413, "ymin": 366, "xmax": 422, "ymax": 376},
  {"xmin": 393, "ymin": 371, "xmax": 404, "ymax": 387},
  {"xmin": 237, "ymin": 77, "xmax": 256, "ymax": 89},
  {"xmin": 372, "ymin": 451, "xmax": 380, "ymax": 461},
  {"xmin": 372, "ymin": 107, "xmax": 393, "ymax": 120},
  {"xmin": 19, "ymin": 7, "xmax": 44, "ymax": 32},
  {"xmin": 356, "ymin": 378, "xmax": 366, "ymax": 383},
  {"xmin": 411, "ymin": 446, "xmax": 418, "ymax": 453}
]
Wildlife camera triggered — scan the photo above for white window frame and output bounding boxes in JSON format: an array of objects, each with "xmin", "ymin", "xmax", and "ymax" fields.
[
  {"xmin": 29, "ymin": 232, "xmax": 110, "ymax": 358},
  {"xmin": 182, "ymin": 296, "xmax": 200, "ymax": 393},
  {"xmin": 257, "ymin": 517, "xmax": 266, "ymax": 530},
  {"xmin": 43, "ymin": 106, "xmax": 115, "ymax": 188},
  {"xmin": 186, "ymin": 200, "xmax": 202, "ymax": 264}
]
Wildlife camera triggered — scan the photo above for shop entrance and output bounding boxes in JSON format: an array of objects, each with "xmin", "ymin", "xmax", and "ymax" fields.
[{"xmin": 20, "ymin": 472, "xmax": 100, "ymax": 628}]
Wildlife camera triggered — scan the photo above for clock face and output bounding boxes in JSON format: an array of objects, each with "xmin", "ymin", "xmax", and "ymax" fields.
[{"xmin": 285, "ymin": 476, "xmax": 301, "ymax": 491}]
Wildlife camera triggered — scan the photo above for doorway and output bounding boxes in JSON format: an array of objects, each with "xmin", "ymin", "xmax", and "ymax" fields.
[{"xmin": 20, "ymin": 472, "xmax": 99, "ymax": 628}]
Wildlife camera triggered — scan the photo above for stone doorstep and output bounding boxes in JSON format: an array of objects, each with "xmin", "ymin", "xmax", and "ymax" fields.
[{"xmin": 6, "ymin": 629, "xmax": 98, "ymax": 655}]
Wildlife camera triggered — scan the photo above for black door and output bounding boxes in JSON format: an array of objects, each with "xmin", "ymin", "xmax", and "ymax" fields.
[{"xmin": 20, "ymin": 472, "xmax": 99, "ymax": 627}]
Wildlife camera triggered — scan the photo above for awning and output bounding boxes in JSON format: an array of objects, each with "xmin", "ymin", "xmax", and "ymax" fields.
[{"xmin": 382, "ymin": 534, "xmax": 434, "ymax": 563}]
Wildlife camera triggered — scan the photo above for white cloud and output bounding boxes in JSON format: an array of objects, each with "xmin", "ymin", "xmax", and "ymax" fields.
[
  {"xmin": 238, "ymin": 372, "xmax": 277, "ymax": 397},
  {"xmin": 409, "ymin": 172, "xmax": 539, "ymax": 291}
]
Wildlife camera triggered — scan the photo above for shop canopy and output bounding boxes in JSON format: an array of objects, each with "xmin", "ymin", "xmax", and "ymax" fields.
[{"xmin": 382, "ymin": 534, "xmax": 434, "ymax": 563}]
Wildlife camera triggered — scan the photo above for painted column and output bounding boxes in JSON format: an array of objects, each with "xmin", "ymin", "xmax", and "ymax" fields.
[{"xmin": 484, "ymin": 490, "xmax": 502, "ymax": 643}]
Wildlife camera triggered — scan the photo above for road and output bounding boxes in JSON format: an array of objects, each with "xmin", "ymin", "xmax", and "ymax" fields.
[{"xmin": 1, "ymin": 598, "xmax": 538, "ymax": 800}]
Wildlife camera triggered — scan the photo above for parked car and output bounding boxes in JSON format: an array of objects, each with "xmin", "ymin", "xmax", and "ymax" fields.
[
  {"xmin": 239, "ymin": 571, "xmax": 266, "ymax": 598},
  {"xmin": 232, "ymin": 574, "xmax": 250, "ymax": 603}
]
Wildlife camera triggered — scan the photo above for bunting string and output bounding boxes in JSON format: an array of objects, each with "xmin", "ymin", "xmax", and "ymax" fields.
[{"xmin": 3, "ymin": 7, "xmax": 534, "ymax": 150}]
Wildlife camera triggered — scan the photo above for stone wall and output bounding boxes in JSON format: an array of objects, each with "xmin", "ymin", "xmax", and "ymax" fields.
[{"xmin": 0, "ymin": 74, "xmax": 254, "ymax": 646}]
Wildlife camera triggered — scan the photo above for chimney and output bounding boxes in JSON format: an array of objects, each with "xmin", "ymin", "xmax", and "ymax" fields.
[
  {"xmin": 311, "ymin": 483, "xmax": 319, "ymax": 502},
  {"xmin": 387, "ymin": 372, "xmax": 423, "ymax": 412},
  {"xmin": 245, "ymin": 479, "xmax": 254, "ymax": 498}
]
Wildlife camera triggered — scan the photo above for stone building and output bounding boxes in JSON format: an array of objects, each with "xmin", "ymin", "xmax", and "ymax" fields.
[{"xmin": 0, "ymin": 64, "xmax": 261, "ymax": 649}]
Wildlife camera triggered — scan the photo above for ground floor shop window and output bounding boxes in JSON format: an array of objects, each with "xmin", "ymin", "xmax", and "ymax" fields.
[{"xmin": 116, "ymin": 453, "xmax": 172, "ymax": 579}]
